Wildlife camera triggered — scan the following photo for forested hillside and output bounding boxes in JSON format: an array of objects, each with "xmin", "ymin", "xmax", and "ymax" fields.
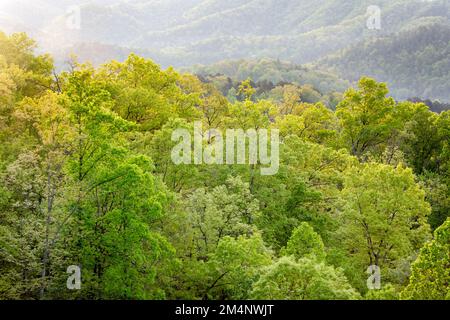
[
  {"xmin": 1, "ymin": 32, "xmax": 449, "ymax": 300},
  {"xmin": 132, "ymin": 0, "xmax": 450, "ymax": 66},
  {"xmin": 1, "ymin": 0, "xmax": 449, "ymax": 67},
  {"xmin": 189, "ymin": 59, "xmax": 349, "ymax": 109},
  {"xmin": 320, "ymin": 22, "xmax": 450, "ymax": 102},
  {"xmin": 2, "ymin": 0, "xmax": 448, "ymax": 102},
  {"xmin": 189, "ymin": 55, "xmax": 450, "ymax": 107}
]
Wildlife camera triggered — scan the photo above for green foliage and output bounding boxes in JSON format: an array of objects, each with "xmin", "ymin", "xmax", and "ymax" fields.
[
  {"xmin": 321, "ymin": 22, "xmax": 450, "ymax": 102},
  {"xmin": 401, "ymin": 219, "xmax": 450, "ymax": 300},
  {"xmin": 96, "ymin": 54, "xmax": 201, "ymax": 131},
  {"xmin": 365, "ymin": 284, "xmax": 399, "ymax": 300},
  {"xmin": 336, "ymin": 77, "xmax": 398, "ymax": 159},
  {"xmin": 397, "ymin": 102, "xmax": 443, "ymax": 174},
  {"xmin": 418, "ymin": 173, "xmax": 450, "ymax": 231},
  {"xmin": 335, "ymin": 163, "xmax": 431, "ymax": 291},
  {"xmin": 281, "ymin": 222, "xmax": 326, "ymax": 262},
  {"xmin": 251, "ymin": 256, "xmax": 360, "ymax": 300},
  {"xmin": 237, "ymin": 79, "xmax": 256, "ymax": 101},
  {"xmin": 184, "ymin": 176, "xmax": 260, "ymax": 257},
  {"xmin": 276, "ymin": 102, "xmax": 338, "ymax": 145},
  {"xmin": 0, "ymin": 31, "xmax": 448, "ymax": 300},
  {"xmin": 191, "ymin": 59, "xmax": 349, "ymax": 107},
  {"xmin": 148, "ymin": 119, "xmax": 200, "ymax": 192},
  {"xmin": 204, "ymin": 234, "xmax": 272, "ymax": 300},
  {"xmin": 0, "ymin": 31, "xmax": 53, "ymax": 98}
]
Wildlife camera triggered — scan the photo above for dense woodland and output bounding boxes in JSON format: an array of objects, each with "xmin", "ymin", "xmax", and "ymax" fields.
[
  {"xmin": 189, "ymin": 59, "xmax": 349, "ymax": 110},
  {"xmin": 320, "ymin": 22, "xmax": 450, "ymax": 102},
  {"xmin": 0, "ymin": 32, "xmax": 449, "ymax": 300}
]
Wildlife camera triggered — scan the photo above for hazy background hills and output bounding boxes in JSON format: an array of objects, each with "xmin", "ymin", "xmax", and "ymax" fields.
[{"xmin": 0, "ymin": 0, "xmax": 449, "ymax": 102}]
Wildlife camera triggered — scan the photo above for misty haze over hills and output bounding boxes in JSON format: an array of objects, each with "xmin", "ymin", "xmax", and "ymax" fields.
[{"xmin": 0, "ymin": 0, "xmax": 449, "ymax": 101}]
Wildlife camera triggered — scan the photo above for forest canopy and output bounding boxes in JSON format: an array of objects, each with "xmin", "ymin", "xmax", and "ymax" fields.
[{"xmin": 0, "ymin": 31, "xmax": 449, "ymax": 300}]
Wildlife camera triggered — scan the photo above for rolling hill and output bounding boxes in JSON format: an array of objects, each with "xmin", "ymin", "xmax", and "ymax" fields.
[
  {"xmin": 0, "ymin": 0, "xmax": 448, "ymax": 101},
  {"xmin": 1, "ymin": 0, "xmax": 448, "ymax": 66},
  {"xmin": 318, "ymin": 21, "xmax": 450, "ymax": 102}
]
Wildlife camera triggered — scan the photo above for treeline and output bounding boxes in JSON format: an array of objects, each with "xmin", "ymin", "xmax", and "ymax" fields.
[
  {"xmin": 0, "ymin": 32, "xmax": 449, "ymax": 300},
  {"xmin": 190, "ymin": 59, "xmax": 348, "ymax": 109},
  {"xmin": 408, "ymin": 97, "xmax": 450, "ymax": 114}
]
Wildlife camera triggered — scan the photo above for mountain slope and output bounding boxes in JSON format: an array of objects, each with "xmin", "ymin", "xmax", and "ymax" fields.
[
  {"xmin": 131, "ymin": 0, "xmax": 450, "ymax": 65},
  {"xmin": 189, "ymin": 58, "xmax": 350, "ymax": 95},
  {"xmin": 1, "ymin": 0, "xmax": 448, "ymax": 67},
  {"xmin": 0, "ymin": 0, "xmax": 449, "ymax": 101},
  {"xmin": 319, "ymin": 21, "xmax": 450, "ymax": 102}
]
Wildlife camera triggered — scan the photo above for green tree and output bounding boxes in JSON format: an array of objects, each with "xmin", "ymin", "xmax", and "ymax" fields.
[
  {"xmin": 396, "ymin": 102, "xmax": 442, "ymax": 174},
  {"xmin": 97, "ymin": 54, "xmax": 200, "ymax": 131},
  {"xmin": 365, "ymin": 284, "xmax": 399, "ymax": 300},
  {"xmin": 401, "ymin": 219, "xmax": 450, "ymax": 300},
  {"xmin": 251, "ymin": 256, "xmax": 360, "ymax": 300},
  {"xmin": 237, "ymin": 79, "xmax": 256, "ymax": 101},
  {"xmin": 281, "ymin": 222, "xmax": 326, "ymax": 262},
  {"xmin": 418, "ymin": 173, "xmax": 450, "ymax": 231},
  {"xmin": 336, "ymin": 78, "xmax": 397, "ymax": 159},
  {"xmin": 276, "ymin": 102, "xmax": 337, "ymax": 145},
  {"xmin": 48, "ymin": 63, "xmax": 176, "ymax": 299},
  {"xmin": 204, "ymin": 234, "xmax": 272, "ymax": 300},
  {"xmin": 336, "ymin": 163, "xmax": 431, "ymax": 290},
  {"xmin": 0, "ymin": 32, "xmax": 53, "ymax": 98},
  {"xmin": 0, "ymin": 151, "xmax": 48, "ymax": 299},
  {"xmin": 148, "ymin": 118, "xmax": 200, "ymax": 192},
  {"xmin": 185, "ymin": 176, "xmax": 260, "ymax": 257}
]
